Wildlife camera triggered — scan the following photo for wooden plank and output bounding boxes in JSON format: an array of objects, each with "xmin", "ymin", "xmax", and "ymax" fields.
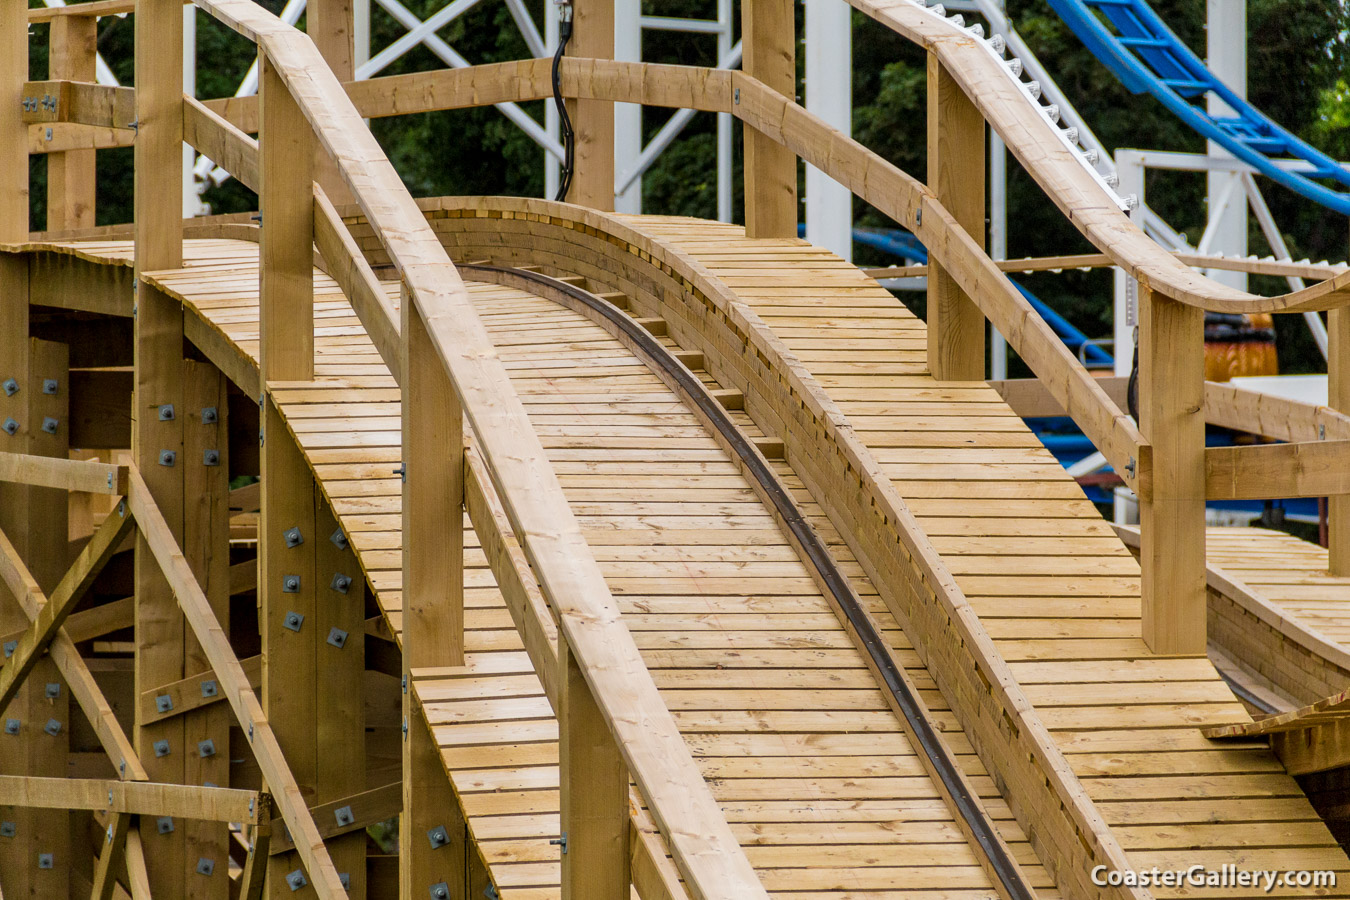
[
  {"xmin": 560, "ymin": 639, "xmax": 630, "ymax": 900},
  {"xmin": 741, "ymin": 0, "xmax": 797, "ymax": 239},
  {"xmin": 183, "ymin": 96, "xmax": 260, "ymax": 192},
  {"xmin": 569, "ymin": 0, "xmax": 615, "ymax": 210},
  {"xmin": 90, "ymin": 812, "xmax": 132, "ymax": 900},
  {"xmin": 0, "ymin": 775, "xmax": 264, "ymax": 822},
  {"xmin": 925, "ymin": 51, "xmax": 985, "ymax": 381},
  {"xmin": 268, "ymin": 782, "xmax": 399, "ymax": 854},
  {"xmin": 0, "ymin": 450, "xmax": 127, "ymax": 494},
  {"xmin": 133, "ymin": 0, "xmax": 183, "ymax": 271},
  {"xmin": 46, "ymin": 16, "xmax": 98, "ymax": 231},
  {"xmin": 1206, "ymin": 440, "xmax": 1350, "ymax": 500},
  {"xmin": 1331, "ymin": 306, "xmax": 1349, "ymax": 575},
  {"xmin": 20, "ymin": 80, "xmax": 135, "ymax": 129},
  {"xmin": 128, "ymin": 467, "xmax": 348, "ymax": 896},
  {"xmin": 259, "ymin": 53, "xmax": 315, "ymax": 383},
  {"xmin": 307, "ymin": 0, "xmax": 355, "ymax": 205},
  {"xmin": 0, "ymin": 505, "xmax": 132, "ymax": 712},
  {"xmin": 1138, "ymin": 286, "xmax": 1207, "ymax": 655}
]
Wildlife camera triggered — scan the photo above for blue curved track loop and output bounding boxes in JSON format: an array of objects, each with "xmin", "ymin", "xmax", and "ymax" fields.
[{"xmin": 1048, "ymin": 0, "xmax": 1350, "ymax": 214}]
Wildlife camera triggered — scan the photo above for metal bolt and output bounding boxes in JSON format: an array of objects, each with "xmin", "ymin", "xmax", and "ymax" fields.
[
  {"xmin": 916, "ymin": 207, "xmax": 923, "ymax": 226},
  {"xmin": 286, "ymin": 869, "xmax": 307, "ymax": 891},
  {"xmin": 330, "ymin": 528, "xmax": 348, "ymax": 550},
  {"xmin": 1125, "ymin": 456, "xmax": 1136, "ymax": 478},
  {"xmin": 402, "ymin": 717, "xmax": 408, "ymax": 740},
  {"xmin": 248, "ymin": 723, "xmax": 254, "ymax": 742},
  {"xmin": 2, "ymin": 378, "xmax": 17, "ymax": 396},
  {"xmin": 326, "ymin": 627, "xmax": 348, "ymax": 649},
  {"xmin": 158, "ymin": 450, "xmax": 176, "ymax": 467},
  {"xmin": 0, "ymin": 822, "xmax": 14, "ymax": 837},
  {"xmin": 41, "ymin": 379, "xmax": 57, "ymax": 395},
  {"xmin": 4, "ymin": 719, "xmax": 18, "ymax": 735},
  {"xmin": 201, "ymin": 679, "xmax": 218, "ymax": 698},
  {"xmin": 158, "ymin": 404, "xmax": 175, "ymax": 421},
  {"xmin": 283, "ymin": 576, "xmax": 301, "ymax": 594},
  {"xmin": 44, "ymin": 683, "xmax": 59, "ymax": 699},
  {"xmin": 1320, "ymin": 424, "xmax": 1327, "ymax": 440},
  {"xmin": 196, "ymin": 857, "xmax": 215, "ymax": 876},
  {"xmin": 106, "ymin": 472, "xmax": 114, "ymax": 490},
  {"xmin": 156, "ymin": 816, "xmax": 174, "ymax": 834},
  {"xmin": 334, "ymin": 805, "xmax": 354, "ymax": 827},
  {"xmin": 430, "ymin": 884, "xmax": 449, "ymax": 900},
  {"xmin": 153, "ymin": 739, "xmax": 170, "ymax": 757},
  {"xmin": 201, "ymin": 406, "xmax": 218, "ymax": 424},
  {"xmin": 38, "ymin": 853, "xmax": 53, "ymax": 869},
  {"xmin": 283, "ymin": 526, "xmax": 303, "ymax": 548},
  {"xmin": 198, "ymin": 739, "xmax": 216, "ymax": 758},
  {"xmin": 330, "ymin": 573, "xmax": 352, "ymax": 594},
  {"xmin": 393, "ymin": 462, "xmax": 406, "ymax": 482},
  {"xmin": 484, "ymin": 886, "xmax": 500, "ymax": 899},
  {"xmin": 40, "ymin": 417, "xmax": 58, "ymax": 435},
  {"xmin": 2, "ymin": 418, "xmax": 18, "ymax": 436},
  {"xmin": 203, "ymin": 449, "xmax": 220, "ymax": 467},
  {"xmin": 401, "ymin": 675, "xmax": 407, "ymax": 694},
  {"xmin": 282, "ymin": 610, "xmax": 304, "ymax": 631},
  {"xmin": 43, "ymin": 719, "xmax": 61, "ymax": 736},
  {"xmin": 550, "ymin": 833, "xmax": 568, "ymax": 854},
  {"xmin": 733, "ymin": 87, "xmax": 740, "ymax": 104},
  {"xmin": 427, "ymin": 825, "xmax": 449, "ymax": 849},
  {"xmin": 155, "ymin": 694, "xmax": 173, "ymax": 713},
  {"xmin": 340, "ymin": 873, "xmax": 351, "ymax": 890},
  {"xmin": 2, "ymin": 641, "xmax": 14, "ymax": 657}
]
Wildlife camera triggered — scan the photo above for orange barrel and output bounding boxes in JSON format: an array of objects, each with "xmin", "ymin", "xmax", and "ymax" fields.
[{"xmin": 1204, "ymin": 312, "xmax": 1278, "ymax": 382}]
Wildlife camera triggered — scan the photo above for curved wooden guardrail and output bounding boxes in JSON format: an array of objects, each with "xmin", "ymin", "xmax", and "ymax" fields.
[{"xmin": 162, "ymin": 1, "xmax": 772, "ymax": 898}]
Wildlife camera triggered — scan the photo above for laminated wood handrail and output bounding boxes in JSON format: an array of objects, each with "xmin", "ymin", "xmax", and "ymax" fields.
[
  {"xmin": 182, "ymin": 95, "xmax": 259, "ymax": 192},
  {"xmin": 187, "ymin": 2, "xmax": 768, "ymax": 896},
  {"xmin": 843, "ymin": 0, "xmax": 1350, "ymax": 315}
]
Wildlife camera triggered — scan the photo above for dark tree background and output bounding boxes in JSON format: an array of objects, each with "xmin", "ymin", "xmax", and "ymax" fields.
[{"xmin": 24, "ymin": 0, "xmax": 1350, "ymax": 372}]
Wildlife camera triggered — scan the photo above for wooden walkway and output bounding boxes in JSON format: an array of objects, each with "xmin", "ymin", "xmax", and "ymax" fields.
[{"xmin": 15, "ymin": 222, "xmax": 1350, "ymax": 898}]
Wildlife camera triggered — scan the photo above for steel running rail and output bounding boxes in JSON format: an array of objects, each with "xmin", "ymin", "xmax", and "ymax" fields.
[
  {"xmin": 461, "ymin": 264, "xmax": 1038, "ymax": 900},
  {"xmin": 1049, "ymin": 0, "xmax": 1350, "ymax": 214}
]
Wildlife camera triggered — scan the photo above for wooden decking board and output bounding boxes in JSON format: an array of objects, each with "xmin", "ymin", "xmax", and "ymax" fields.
[{"xmin": 632, "ymin": 217, "xmax": 1350, "ymax": 895}]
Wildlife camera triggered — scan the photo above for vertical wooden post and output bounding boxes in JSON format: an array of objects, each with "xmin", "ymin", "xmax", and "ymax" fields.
[
  {"xmin": 183, "ymin": 361, "xmax": 231, "ymax": 899},
  {"xmin": 308, "ymin": 0, "xmax": 355, "ymax": 206},
  {"xmin": 399, "ymin": 291, "xmax": 466, "ymax": 898},
  {"xmin": 567, "ymin": 0, "xmax": 614, "ymax": 210},
  {"xmin": 925, "ymin": 52, "xmax": 986, "ymax": 381},
  {"xmin": 1330, "ymin": 305, "xmax": 1349, "ymax": 575},
  {"xmin": 260, "ymin": 399, "xmax": 319, "ymax": 899},
  {"xmin": 741, "ymin": 0, "xmax": 797, "ymax": 239},
  {"xmin": 133, "ymin": 0, "xmax": 186, "ymax": 891},
  {"xmin": 47, "ymin": 13, "xmax": 97, "ymax": 232},
  {"xmin": 259, "ymin": 52, "xmax": 314, "ymax": 384},
  {"xmin": 559, "ymin": 638, "xmax": 630, "ymax": 900},
  {"xmin": 1138, "ymin": 285, "xmax": 1207, "ymax": 655},
  {"xmin": 316, "ymin": 500, "xmax": 366, "ymax": 897}
]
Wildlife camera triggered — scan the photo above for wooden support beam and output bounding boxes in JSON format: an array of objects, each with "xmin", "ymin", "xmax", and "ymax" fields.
[
  {"xmin": 0, "ymin": 505, "xmax": 132, "ymax": 712},
  {"xmin": 307, "ymin": 0, "xmax": 355, "ymax": 205},
  {"xmin": 402, "ymin": 288, "xmax": 466, "ymax": 898},
  {"xmin": 21, "ymin": 80, "xmax": 135, "ymax": 129},
  {"xmin": 183, "ymin": 95, "xmax": 260, "ymax": 192},
  {"xmin": 124, "ymin": 826, "xmax": 153, "ymax": 900},
  {"xmin": 127, "ymin": 467, "xmax": 348, "ymax": 896},
  {"xmin": 239, "ymin": 825, "xmax": 270, "ymax": 900},
  {"xmin": 0, "ymin": 775, "xmax": 265, "ymax": 822},
  {"xmin": 926, "ymin": 52, "xmax": 986, "ymax": 381},
  {"xmin": 47, "ymin": 16, "xmax": 98, "ymax": 231},
  {"xmin": 1, "ymin": 0, "xmax": 27, "ymax": 242},
  {"xmin": 1330, "ymin": 306, "xmax": 1349, "ymax": 575},
  {"xmin": 90, "ymin": 812, "xmax": 132, "ymax": 900},
  {"xmin": 259, "ymin": 53, "xmax": 315, "ymax": 383},
  {"xmin": 134, "ymin": 0, "xmax": 183, "ymax": 271},
  {"xmin": 139, "ymin": 655, "xmax": 261, "ymax": 726},
  {"xmin": 0, "ymin": 450, "xmax": 127, "ymax": 494},
  {"xmin": 1205, "ymin": 440, "xmax": 1350, "ymax": 500},
  {"xmin": 1138, "ymin": 285, "xmax": 1206, "ymax": 655},
  {"xmin": 268, "ymin": 782, "xmax": 399, "ymax": 854},
  {"xmin": 560, "ymin": 638, "xmax": 630, "ymax": 900},
  {"xmin": 567, "ymin": 0, "xmax": 615, "ymax": 209},
  {"xmin": 742, "ymin": 0, "xmax": 797, "ymax": 239}
]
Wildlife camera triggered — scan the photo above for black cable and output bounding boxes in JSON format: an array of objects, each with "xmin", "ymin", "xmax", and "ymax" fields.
[{"xmin": 551, "ymin": 6, "xmax": 575, "ymax": 203}]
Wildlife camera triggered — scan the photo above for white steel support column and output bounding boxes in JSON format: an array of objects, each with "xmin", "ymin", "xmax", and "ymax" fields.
[
  {"xmin": 1113, "ymin": 151, "xmax": 1146, "ymax": 525},
  {"xmin": 354, "ymin": 0, "xmax": 369, "ymax": 69},
  {"xmin": 546, "ymin": 6, "xmax": 560, "ymax": 199},
  {"xmin": 182, "ymin": 4, "xmax": 203, "ymax": 216},
  {"xmin": 615, "ymin": 0, "xmax": 642, "ymax": 212},
  {"xmin": 804, "ymin": 0, "xmax": 851, "ymax": 260},
  {"xmin": 1205, "ymin": 0, "xmax": 1247, "ymax": 291},
  {"xmin": 990, "ymin": 132, "xmax": 1008, "ymax": 379},
  {"xmin": 717, "ymin": 0, "xmax": 733, "ymax": 222}
]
